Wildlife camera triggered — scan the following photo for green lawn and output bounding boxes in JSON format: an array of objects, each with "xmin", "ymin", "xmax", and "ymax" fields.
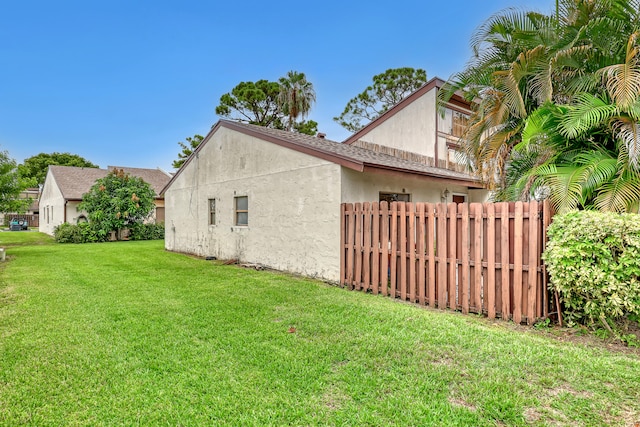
[{"xmin": 0, "ymin": 233, "xmax": 638, "ymax": 426}]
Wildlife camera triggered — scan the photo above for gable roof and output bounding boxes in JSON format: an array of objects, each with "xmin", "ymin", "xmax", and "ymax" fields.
[
  {"xmin": 47, "ymin": 165, "xmax": 171, "ymax": 200},
  {"xmin": 162, "ymin": 119, "xmax": 483, "ymax": 194},
  {"xmin": 342, "ymin": 77, "xmax": 471, "ymax": 145},
  {"xmin": 108, "ymin": 166, "xmax": 172, "ymax": 195}
]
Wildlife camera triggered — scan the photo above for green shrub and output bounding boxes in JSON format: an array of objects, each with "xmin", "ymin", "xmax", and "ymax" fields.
[
  {"xmin": 544, "ymin": 211, "xmax": 640, "ymax": 329},
  {"xmin": 128, "ymin": 222, "xmax": 165, "ymax": 241},
  {"xmin": 53, "ymin": 222, "xmax": 107, "ymax": 243}
]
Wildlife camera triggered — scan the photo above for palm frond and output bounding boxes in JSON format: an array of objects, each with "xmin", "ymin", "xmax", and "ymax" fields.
[
  {"xmin": 559, "ymin": 93, "xmax": 618, "ymax": 138},
  {"xmin": 598, "ymin": 32, "xmax": 640, "ymax": 109},
  {"xmin": 613, "ymin": 118, "xmax": 640, "ymax": 168}
]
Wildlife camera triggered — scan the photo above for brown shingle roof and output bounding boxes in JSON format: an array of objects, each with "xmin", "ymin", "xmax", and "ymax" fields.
[
  {"xmin": 163, "ymin": 120, "xmax": 483, "ymax": 194},
  {"xmin": 108, "ymin": 166, "xmax": 172, "ymax": 195},
  {"xmin": 48, "ymin": 165, "xmax": 171, "ymax": 200}
]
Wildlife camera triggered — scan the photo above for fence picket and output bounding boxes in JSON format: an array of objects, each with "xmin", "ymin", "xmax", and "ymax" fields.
[
  {"xmin": 513, "ymin": 202, "xmax": 524, "ymax": 324},
  {"xmin": 500, "ymin": 202, "xmax": 510, "ymax": 320},
  {"xmin": 408, "ymin": 203, "xmax": 417, "ymax": 302},
  {"xmin": 416, "ymin": 203, "xmax": 426, "ymax": 305},
  {"xmin": 399, "ymin": 202, "xmax": 407, "ymax": 300},
  {"xmin": 436, "ymin": 203, "xmax": 448, "ymax": 309},
  {"xmin": 472, "ymin": 203, "xmax": 483, "ymax": 313},
  {"xmin": 371, "ymin": 202, "xmax": 380, "ymax": 295},
  {"xmin": 528, "ymin": 201, "xmax": 539, "ymax": 325},
  {"xmin": 363, "ymin": 202, "xmax": 372, "ymax": 292},
  {"xmin": 354, "ymin": 203, "xmax": 363, "ymax": 291},
  {"xmin": 460, "ymin": 203, "xmax": 470, "ymax": 314},
  {"xmin": 390, "ymin": 203, "xmax": 398, "ymax": 298},
  {"xmin": 486, "ymin": 203, "xmax": 496, "ymax": 319},
  {"xmin": 345, "ymin": 203, "xmax": 355, "ymax": 289},
  {"xmin": 427, "ymin": 203, "xmax": 436, "ymax": 308},
  {"xmin": 447, "ymin": 203, "xmax": 457, "ymax": 310},
  {"xmin": 380, "ymin": 202, "xmax": 390, "ymax": 297}
]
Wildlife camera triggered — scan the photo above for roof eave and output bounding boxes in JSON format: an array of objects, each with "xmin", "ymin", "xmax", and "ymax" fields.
[{"xmin": 361, "ymin": 164, "xmax": 485, "ymax": 188}]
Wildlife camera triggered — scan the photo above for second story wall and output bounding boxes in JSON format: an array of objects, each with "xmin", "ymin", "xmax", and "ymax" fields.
[
  {"xmin": 344, "ymin": 78, "xmax": 472, "ymax": 173},
  {"xmin": 352, "ymin": 87, "xmax": 438, "ymax": 159}
]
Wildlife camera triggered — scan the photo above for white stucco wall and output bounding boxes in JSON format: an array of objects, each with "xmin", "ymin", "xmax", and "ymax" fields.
[
  {"xmin": 38, "ymin": 170, "xmax": 66, "ymax": 235},
  {"xmin": 341, "ymin": 169, "xmax": 472, "ymax": 204},
  {"xmin": 164, "ymin": 126, "xmax": 343, "ymax": 281},
  {"xmin": 356, "ymin": 88, "xmax": 438, "ymax": 158}
]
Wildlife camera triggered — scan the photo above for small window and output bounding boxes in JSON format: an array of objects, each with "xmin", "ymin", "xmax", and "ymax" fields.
[
  {"xmin": 235, "ymin": 196, "xmax": 248, "ymax": 226},
  {"xmin": 208, "ymin": 199, "xmax": 216, "ymax": 225},
  {"xmin": 379, "ymin": 192, "xmax": 411, "ymax": 203}
]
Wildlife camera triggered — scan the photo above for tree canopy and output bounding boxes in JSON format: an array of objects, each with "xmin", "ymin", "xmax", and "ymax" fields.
[
  {"xmin": 440, "ymin": 0, "xmax": 640, "ymax": 213},
  {"xmin": 215, "ymin": 72, "xmax": 318, "ymax": 136},
  {"xmin": 19, "ymin": 152, "xmax": 98, "ymax": 186},
  {"xmin": 173, "ymin": 134, "xmax": 204, "ymax": 169},
  {"xmin": 0, "ymin": 149, "xmax": 29, "ymax": 213},
  {"xmin": 334, "ymin": 67, "xmax": 428, "ymax": 133},
  {"xmin": 278, "ymin": 71, "xmax": 316, "ymax": 131},
  {"xmin": 78, "ymin": 168, "xmax": 155, "ymax": 240}
]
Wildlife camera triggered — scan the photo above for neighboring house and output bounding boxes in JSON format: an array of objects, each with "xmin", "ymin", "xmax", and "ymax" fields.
[
  {"xmin": 163, "ymin": 102, "xmax": 488, "ymax": 281},
  {"xmin": 39, "ymin": 165, "xmax": 171, "ymax": 235}
]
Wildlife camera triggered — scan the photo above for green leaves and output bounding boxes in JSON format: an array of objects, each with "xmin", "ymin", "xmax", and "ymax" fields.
[
  {"xmin": 215, "ymin": 72, "xmax": 318, "ymax": 135},
  {"xmin": 18, "ymin": 152, "xmax": 98, "ymax": 186},
  {"xmin": 78, "ymin": 169, "xmax": 155, "ymax": 239},
  {"xmin": 559, "ymin": 93, "xmax": 618, "ymax": 138},
  {"xmin": 172, "ymin": 134, "xmax": 204, "ymax": 170},
  {"xmin": 0, "ymin": 149, "xmax": 30, "ymax": 214},
  {"xmin": 334, "ymin": 68, "xmax": 427, "ymax": 132},
  {"xmin": 545, "ymin": 211, "xmax": 640, "ymax": 328},
  {"xmin": 278, "ymin": 71, "xmax": 316, "ymax": 132}
]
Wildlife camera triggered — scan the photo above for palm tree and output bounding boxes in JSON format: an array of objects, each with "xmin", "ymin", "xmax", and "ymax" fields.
[
  {"xmin": 441, "ymin": 0, "xmax": 640, "ymax": 212},
  {"xmin": 277, "ymin": 71, "xmax": 316, "ymax": 131},
  {"xmin": 439, "ymin": 8, "xmax": 557, "ymax": 190}
]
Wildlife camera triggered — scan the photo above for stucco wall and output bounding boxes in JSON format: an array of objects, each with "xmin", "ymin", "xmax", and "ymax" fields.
[
  {"xmin": 355, "ymin": 88, "xmax": 437, "ymax": 158},
  {"xmin": 38, "ymin": 170, "xmax": 66, "ymax": 235},
  {"xmin": 341, "ymin": 169, "xmax": 472, "ymax": 204},
  {"xmin": 164, "ymin": 126, "xmax": 343, "ymax": 281}
]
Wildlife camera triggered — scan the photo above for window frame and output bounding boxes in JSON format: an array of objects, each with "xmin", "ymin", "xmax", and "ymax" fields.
[
  {"xmin": 234, "ymin": 196, "xmax": 248, "ymax": 226},
  {"xmin": 208, "ymin": 198, "xmax": 216, "ymax": 226},
  {"xmin": 379, "ymin": 192, "xmax": 411, "ymax": 203}
]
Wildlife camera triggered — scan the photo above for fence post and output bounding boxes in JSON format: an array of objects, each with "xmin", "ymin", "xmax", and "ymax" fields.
[{"xmin": 500, "ymin": 202, "xmax": 511, "ymax": 320}]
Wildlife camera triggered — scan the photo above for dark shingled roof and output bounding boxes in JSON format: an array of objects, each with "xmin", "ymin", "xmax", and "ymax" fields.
[
  {"xmin": 48, "ymin": 165, "xmax": 171, "ymax": 200},
  {"xmin": 163, "ymin": 120, "xmax": 484, "ymax": 193}
]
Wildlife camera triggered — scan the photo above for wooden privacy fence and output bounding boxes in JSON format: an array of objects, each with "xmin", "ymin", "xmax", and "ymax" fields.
[{"xmin": 340, "ymin": 200, "xmax": 553, "ymax": 324}]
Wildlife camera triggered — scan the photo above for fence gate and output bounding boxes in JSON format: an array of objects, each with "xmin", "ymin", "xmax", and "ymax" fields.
[{"xmin": 340, "ymin": 200, "xmax": 553, "ymax": 324}]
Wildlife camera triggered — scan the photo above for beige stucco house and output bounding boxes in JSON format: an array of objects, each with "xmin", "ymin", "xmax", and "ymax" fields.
[
  {"xmin": 163, "ymin": 77, "xmax": 487, "ymax": 282},
  {"xmin": 39, "ymin": 165, "xmax": 171, "ymax": 235}
]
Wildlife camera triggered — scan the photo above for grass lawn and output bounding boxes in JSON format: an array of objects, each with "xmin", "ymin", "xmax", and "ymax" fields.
[{"xmin": 0, "ymin": 232, "xmax": 639, "ymax": 426}]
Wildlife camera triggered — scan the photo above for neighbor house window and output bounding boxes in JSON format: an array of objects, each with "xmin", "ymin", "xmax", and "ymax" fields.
[
  {"xmin": 235, "ymin": 196, "xmax": 248, "ymax": 226},
  {"xmin": 438, "ymin": 107, "xmax": 470, "ymax": 138},
  {"xmin": 379, "ymin": 192, "xmax": 411, "ymax": 203},
  {"xmin": 208, "ymin": 199, "xmax": 216, "ymax": 225}
]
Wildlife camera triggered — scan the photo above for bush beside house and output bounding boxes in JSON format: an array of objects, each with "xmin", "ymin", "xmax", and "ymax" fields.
[{"xmin": 544, "ymin": 211, "xmax": 640, "ymax": 338}]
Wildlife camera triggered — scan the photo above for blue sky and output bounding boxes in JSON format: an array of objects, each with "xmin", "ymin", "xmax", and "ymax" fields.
[{"xmin": 0, "ymin": 0, "xmax": 552, "ymax": 172}]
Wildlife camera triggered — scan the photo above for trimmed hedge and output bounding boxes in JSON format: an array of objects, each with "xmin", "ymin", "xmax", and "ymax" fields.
[
  {"xmin": 128, "ymin": 222, "xmax": 165, "ymax": 241},
  {"xmin": 54, "ymin": 222, "xmax": 164, "ymax": 243},
  {"xmin": 53, "ymin": 222, "xmax": 107, "ymax": 243},
  {"xmin": 544, "ymin": 211, "xmax": 640, "ymax": 328}
]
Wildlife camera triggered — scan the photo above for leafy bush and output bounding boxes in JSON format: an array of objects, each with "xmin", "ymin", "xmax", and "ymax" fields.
[
  {"xmin": 78, "ymin": 169, "xmax": 155, "ymax": 240},
  {"xmin": 544, "ymin": 211, "xmax": 640, "ymax": 329},
  {"xmin": 128, "ymin": 222, "xmax": 165, "ymax": 241},
  {"xmin": 53, "ymin": 222, "xmax": 107, "ymax": 243}
]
